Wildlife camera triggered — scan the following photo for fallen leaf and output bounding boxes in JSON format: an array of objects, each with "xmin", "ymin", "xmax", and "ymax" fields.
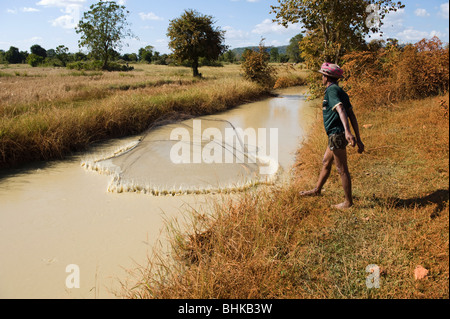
[{"xmin": 363, "ymin": 124, "xmax": 373, "ymax": 129}]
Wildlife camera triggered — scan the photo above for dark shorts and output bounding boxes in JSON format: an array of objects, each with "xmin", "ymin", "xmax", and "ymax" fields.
[{"xmin": 328, "ymin": 132, "xmax": 348, "ymax": 151}]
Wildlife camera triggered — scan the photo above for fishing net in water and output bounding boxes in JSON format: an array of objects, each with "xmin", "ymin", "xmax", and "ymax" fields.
[{"xmin": 82, "ymin": 117, "xmax": 280, "ymax": 195}]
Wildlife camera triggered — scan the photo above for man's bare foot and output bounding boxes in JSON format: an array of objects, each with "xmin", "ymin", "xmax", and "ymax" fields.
[
  {"xmin": 333, "ymin": 202, "xmax": 353, "ymax": 210},
  {"xmin": 299, "ymin": 189, "xmax": 321, "ymax": 197}
]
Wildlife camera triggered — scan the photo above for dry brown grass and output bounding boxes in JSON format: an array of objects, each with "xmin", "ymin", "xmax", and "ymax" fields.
[
  {"xmin": 292, "ymin": 93, "xmax": 449, "ymax": 298},
  {"xmin": 0, "ymin": 64, "xmax": 234, "ymax": 109},
  {"xmin": 0, "ymin": 63, "xmax": 308, "ymax": 168},
  {"xmin": 124, "ymin": 92, "xmax": 449, "ymax": 299},
  {"xmin": 273, "ymin": 63, "xmax": 309, "ymax": 89}
]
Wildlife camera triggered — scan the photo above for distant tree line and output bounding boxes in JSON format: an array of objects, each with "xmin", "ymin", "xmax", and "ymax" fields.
[
  {"xmin": 218, "ymin": 34, "xmax": 306, "ymax": 64},
  {"xmin": 0, "ymin": 43, "xmax": 224, "ymax": 69},
  {"xmin": 0, "ymin": 43, "xmax": 221, "ymax": 69},
  {"xmin": 0, "ymin": 45, "xmax": 87, "ymax": 66},
  {"xmin": 0, "ymin": 34, "xmax": 409, "ymax": 70},
  {"xmin": 0, "ymin": 44, "xmax": 170, "ymax": 68}
]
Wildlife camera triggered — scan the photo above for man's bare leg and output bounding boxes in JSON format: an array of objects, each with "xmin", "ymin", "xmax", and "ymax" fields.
[
  {"xmin": 332, "ymin": 148, "xmax": 353, "ymax": 209},
  {"xmin": 300, "ymin": 147, "xmax": 334, "ymax": 196}
]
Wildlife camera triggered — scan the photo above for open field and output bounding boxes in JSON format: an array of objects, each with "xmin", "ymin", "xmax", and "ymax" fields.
[
  {"xmin": 124, "ymin": 92, "xmax": 449, "ymax": 299},
  {"xmin": 0, "ymin": 63, "xmax": 307, "ymax": 168}
]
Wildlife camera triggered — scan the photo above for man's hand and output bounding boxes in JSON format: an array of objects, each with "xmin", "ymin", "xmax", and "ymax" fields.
[
  {"xmin": 345, "ymin": 131, "xmax": 357, "ymax": 147},
  {"xmin": 356, "ymin": 140, "xmax": 365, "ymax": 154}
]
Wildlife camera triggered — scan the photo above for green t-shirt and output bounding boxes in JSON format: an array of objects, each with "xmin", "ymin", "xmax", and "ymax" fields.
[{"xmin": 322, "ymin": 84, "xmax": 353, "ymax": 136}]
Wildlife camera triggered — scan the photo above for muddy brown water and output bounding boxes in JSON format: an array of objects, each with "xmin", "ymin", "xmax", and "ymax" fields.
[{"xmin": 0, "ymin": 86, "xmax": 317, "ymax": 299}]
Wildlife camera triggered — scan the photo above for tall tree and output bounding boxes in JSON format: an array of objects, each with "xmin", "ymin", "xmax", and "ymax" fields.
[
  {"xmin": 271, "ymin": 0, "xmax": 404, "ymax": 65},
  {"xmin": 138, "ymin": 45, "xmax": 154, "ymax": 63},
  {"xmin": 55, "ymin": 45, "xmax": 70, "ymax": 66},
  {"xmin": 30, "ymin": 44, "xmax": 47, "ymax": 58},
  {"xmin": 222, "ymin": 50, "xmax": 237, "ymax": 63},
  {"xmin": 76, "ymin": 1, "xmax": 135, "ymax": 70},
  {"xmin": 167, "ymin": 9, "xmax": 227, "ymax": 77},
  {"xmin": 286, "ymin": 33, "xmax": 304, "ymax": 63},
  {"xmin": 270, "ymin": 47, "xmax": 280, "ymax": 62},
  {"xmin": 5, "ymin": 47, "xmax": 23, "ymax": 64}
]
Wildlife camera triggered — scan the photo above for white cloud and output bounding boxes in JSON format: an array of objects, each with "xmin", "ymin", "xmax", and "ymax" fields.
[
  {"xmin": 51, "ymin": 14, "xmax": 77, "ymax": 29},
  {"xmin": 223, "ymin": 26, "xmax": 253, "ymax": 47},
  {"xmin": 37, "ymin": 0, "xmax": 86, "ymax": 29},
  {"xmin": 252, "ymin": 18, "xmax": 302, "ymax": 35},
  {"xmin": 430, "ymin": 30, "xmax": 444, "ymax": 38},
  {"xmin": 368, "ymin": 8, "xmax": 405, "ymax": 38},
  {"xmin": 22, "ymin": 7, "xmax": 40, "ymax": 12},
  {"xmin": 36, "ymin": 0, "xmax": 85, "ymax": 6},
  {"xmin": 224, "ymin": 26, "xmax": 249, "ymax": 40},
  {"xmin": 396, "ymin": 27, "xmax": 429, "ymax": 41},
  {"xmin": 396, "ymin": 28, "xmax": 444, "ymax": 42},
  {"xmin": 19, "ymin": 36, "xmax": 45, "ymax": 46},
  {"xmin": 438, "ymin": 2, "xmax": 449, "ymax": 19},
  {"xmin": 414, "ymin": 8, "xmax": 430, "ymax": 17},
  {"xmin": 139, "ymin": 12, "xmax": 163, "ymax": 21},
  {"xmin": 7, "ymin": 6, "xmax": 41, "ymax": 14},
  {"xmin": 29, "ymin": 36, "xmax": 44, "ymax": 42}
]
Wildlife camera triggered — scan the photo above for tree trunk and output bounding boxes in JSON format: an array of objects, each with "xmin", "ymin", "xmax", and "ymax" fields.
[
  {"xmin": 102, "ymin": 45, "xmax": 109, "ymax": 70},
  {"xmin": 320, "ymin": 17, "xmax": 332, "ymax": 63},
  {"xmin": 102, "ymin": 58, "xmax": 109, "ymax": 71},
  {"xmin": 192, "ymin": 58, "xmax": 200, "ymax": 77}
]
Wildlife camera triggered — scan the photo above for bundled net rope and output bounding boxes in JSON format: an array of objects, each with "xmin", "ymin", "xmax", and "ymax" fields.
[{"xmin": 82, "ymin": 115, "xmax": 280, "ymax": 196}]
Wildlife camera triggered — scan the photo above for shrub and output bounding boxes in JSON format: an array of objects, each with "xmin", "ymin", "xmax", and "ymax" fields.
[
  {"xmin": 199, "ymin": 57, "xmax": 223, "ymax": 67},
  {"xmin": 26, "ymin": 54, "xmax": 44, "ymax": 67},
  {"xmin": 67, "ymin": 61, "xmax": 102, "ymax": 71},
  {"xmin": 341, "ymin": 36, "xmax": 449, "ymax": 107},
  {"xmin": 66, "ymin": 60, "xmax": 134, "ymax": 71},
  {"xmin": 0, "ymin": 71, "xmax": 13, "ymax": 77},
  {"xmin": 107, "ymin": 62, "xmax": 134, "ymax": 72},
  {"xmin": 241, "ymin": 42, "xmax": 276, "ymax": 89}
]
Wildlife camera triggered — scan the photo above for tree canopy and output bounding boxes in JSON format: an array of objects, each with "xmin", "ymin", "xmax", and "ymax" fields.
[
  {"xmin": 271, "ymin": 0, "xmax": 404, "ymax": 65},
  {"xmin": 76, "ymin": 1, "xmax": 135, "ymax": 70},
  {"xmin": 241, "ymin": 40, "xmax": 276, "ymax": 88},
  {"xmin": 31, "ymin": 45, "xmax": 47, "ymax": 58},
  {"xmin": 4, "ymin": 47, "xmax": 25, "ymax": 64},
  {"xmin": 138, "ymin": 45, "xmax": 154, "ymax": 63},
  {"xmin": 167, "ymin": 9, "xmax": 227, "ymax": 77},
  {"xmin": 286, "ymin": 33, "xmax": 304, "ymax": 63}
]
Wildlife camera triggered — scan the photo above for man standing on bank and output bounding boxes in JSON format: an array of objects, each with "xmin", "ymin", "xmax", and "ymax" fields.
[{"xmin": 300, "ymin": 63, "xmax": 365, "ymax": 209}]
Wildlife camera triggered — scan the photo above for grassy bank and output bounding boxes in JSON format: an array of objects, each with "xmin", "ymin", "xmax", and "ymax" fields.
[
  {"xmin": 125, "ymin": 93, "xmax": 449, "ymax": 299},
  {"xmin": 0, "ymin": 63, "xmax": 307, "ymax": 168}
]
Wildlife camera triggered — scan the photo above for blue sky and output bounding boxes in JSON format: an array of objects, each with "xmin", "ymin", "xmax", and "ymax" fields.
[{"xmin": 0, "ymin": 0, "xmax": 449, "ymax": 54}]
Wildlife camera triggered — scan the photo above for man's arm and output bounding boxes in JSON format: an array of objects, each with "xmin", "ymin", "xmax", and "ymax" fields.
[
  {"xmin": 347, "ymin": 108, "xmax": 365, "ymax": 154},
  {"xmin": 335, "ymin": 103, "xmax": 357, "ymax": 147}
]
